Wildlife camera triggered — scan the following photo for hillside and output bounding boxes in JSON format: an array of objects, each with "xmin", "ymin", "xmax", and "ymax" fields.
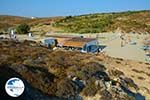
[
  {"xmin": 0, "ymin": 10, "xmax": 150, "ymax": 34},
  {"xmin": 0, "ymin": 38, "xmax": 150, "ymax": 99},
  {"xmin": 53, "ymin": 10, "xmax": 150, "ymax": 33},
  {"xmin": 0, "ymin": 15, "xmax": 62, "ymax": 32},
  {"xmin": 0, "ymin": 15, "xmax": 27, "ymax": 31}
]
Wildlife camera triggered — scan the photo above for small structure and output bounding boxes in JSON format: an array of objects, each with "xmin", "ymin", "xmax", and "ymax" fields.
[
  {"xmin": 42, "ymin": 35, "xmax": 100, "ymax": 53},
  {"xmin": 62, "ymin": 37, "xmax": 99, "ymax": 53},
  {"xmin": 10, "ymin": 30, "xmax": 16, "ymax": 39},
  {"xmin": 49, "ymin": 35, "xmax": 72, "ymax": 47},
  {"xmin": 11, "ymin": 30, "xmax": 14, "ymax": 36},
  {"xmin": 28, "ymin": 33, "xmax": 33, "ymax": 37},
  {"xmin": 143, "ymin": 38, "xmax": 150, "ymax": 51},
  {"xmin": 41, "ymin": 38, "xmax": 57, "ymax": 48},
  {"xmin": 31, "ymin": 17, "xmax": 37, "ymax": 19},
  {"xmin": 143, "ymin": 37, "xmax": 150, "ymax": 62}
]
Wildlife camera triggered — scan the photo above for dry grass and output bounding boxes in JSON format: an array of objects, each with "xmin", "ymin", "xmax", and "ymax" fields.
[{"xmin": 0, "ymin": 39, "xmax": 149, "ymax": 99}]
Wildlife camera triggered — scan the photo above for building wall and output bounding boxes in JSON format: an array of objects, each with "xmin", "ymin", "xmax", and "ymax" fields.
[
  {"xmin": 86, "ymin": 40, "xmax": 98, "ymax": 47},
  {"xmin": 41, "ymin": 38, "xmax": 56, "ymax": 47},
  {"xmin": 56, "ymin": 37, "xmax": 71, "ymax": 47},
  {"xmin": 82, "ymin": 40, "xmax": 98, "ymax": 52}
]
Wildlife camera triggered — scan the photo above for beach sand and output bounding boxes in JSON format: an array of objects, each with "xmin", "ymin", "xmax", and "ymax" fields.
[{"xmin": 99, "ymin": 33, "xmax": 149, "ymax": 63}]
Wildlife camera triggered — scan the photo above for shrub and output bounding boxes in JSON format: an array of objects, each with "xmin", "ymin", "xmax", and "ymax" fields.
[
  {"xmin": 124, "ymin": 77, "xmax": 139, "ymax": 90},
  {"xmin": 82, "ymin": 83, "xmax": 98, "ymax": 96},
  {"xmin": 0, "ymin": 32, "xmax": 3, "ymax": 35},
  {"xmin": 99, "ymin": 90, "xmax": 112, "ymax": 100},
  {"xmin": 16, "ymin": 23, "xmax": 30, "ymax": 34},
  {"xmin": 56, "ymin": 79, "xmax": 77, "ymax": 98},
  {"xmin": 109, "ymin": 69, "xmax": 124, "ymax": 77},
  {"xmin": 138, "ymin": 76, "xmax": 145, "ymax": 80}
]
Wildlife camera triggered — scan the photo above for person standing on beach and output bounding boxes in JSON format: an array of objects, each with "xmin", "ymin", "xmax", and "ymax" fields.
[
  {"xmin": 120, "ymin": 31, "xmax": 125, "ymax": 47},
  {"xmin": 128, "ymin": 35, "xmax": 131, "ymax": 43}
]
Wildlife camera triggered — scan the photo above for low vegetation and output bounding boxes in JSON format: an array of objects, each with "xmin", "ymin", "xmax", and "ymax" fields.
[
  {"xmin": 53, "ymin": 10, "xmax": 150, "ymax": 33},
  {"xmin": 0, "ymin": 10, "xmax": 150, "ymax": 34},
  {"xmin": 16, "ymin": 23, "xmax": 30, "ymax": 34},
  {"xmin": 0, "ymin": 39, "xmax": 146, "ymax": 99}
]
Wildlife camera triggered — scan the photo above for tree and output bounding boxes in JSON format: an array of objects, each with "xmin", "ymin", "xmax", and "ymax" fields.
[{"xmin": 16, "ymin": 23, "xmax": 30, "ymax": 34}]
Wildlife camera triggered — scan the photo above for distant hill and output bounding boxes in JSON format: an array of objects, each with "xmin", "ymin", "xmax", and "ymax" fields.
[
  {"xmin": 0, "ymin": 10, "xmax": 150, "ymax": 34},
  {"xmin": 0, "ymin": 15, "xmax": 62, "ymax": 32},
  {"xmin": 0, "ymin": 15, "xmax": 27, "ymax": 31},
  {"xmin": 53, "ymin": 10, "xmax": 150, "ymax": 33}
]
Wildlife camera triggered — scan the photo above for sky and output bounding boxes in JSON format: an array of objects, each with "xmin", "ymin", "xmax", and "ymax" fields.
[{"xmin": 0, "ymin": 0, "xmax": 150, "ymax": 17}]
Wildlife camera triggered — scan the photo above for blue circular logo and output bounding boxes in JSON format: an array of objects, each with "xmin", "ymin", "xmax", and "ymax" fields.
[{"xmin": 5, "ymin": 77, "xmax": 25, "ymax": 97}]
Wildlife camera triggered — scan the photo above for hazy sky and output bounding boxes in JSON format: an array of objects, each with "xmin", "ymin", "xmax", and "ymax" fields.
[{"xmin": 0, "ymin": 0, "xmax": 150, "ymax": 17}]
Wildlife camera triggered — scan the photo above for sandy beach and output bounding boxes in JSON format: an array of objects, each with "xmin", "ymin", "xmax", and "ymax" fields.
[{"xmin": 98, "ymin": 33, "xmax": 149, "ymax": 63}]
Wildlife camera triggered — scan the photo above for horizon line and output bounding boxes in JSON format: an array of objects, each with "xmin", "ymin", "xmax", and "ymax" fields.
[{"xmin": 0, "ymin": 9, "xmax": 149, "ymax": 18}]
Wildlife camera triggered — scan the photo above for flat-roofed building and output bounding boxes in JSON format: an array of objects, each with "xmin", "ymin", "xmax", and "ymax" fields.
[
  {"xmin": 42, "ymin": 35, "xmax": 99, "ymax": 52},
  {"xmin": 63, "ymin": 37, "xmax": 99, "ymax": 52}
]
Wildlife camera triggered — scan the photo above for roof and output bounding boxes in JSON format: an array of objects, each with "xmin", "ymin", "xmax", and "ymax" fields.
[
  {"xmin": 67, "ymin": 37, "xmax": 96, "ymax": 42},
  {"xmin": 63, "ymin": 37, "xmax": 97, "ymax": 48},
  {"xmin": 46, "ymin": 35, "xmax": 77, "ymax": 38}
]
